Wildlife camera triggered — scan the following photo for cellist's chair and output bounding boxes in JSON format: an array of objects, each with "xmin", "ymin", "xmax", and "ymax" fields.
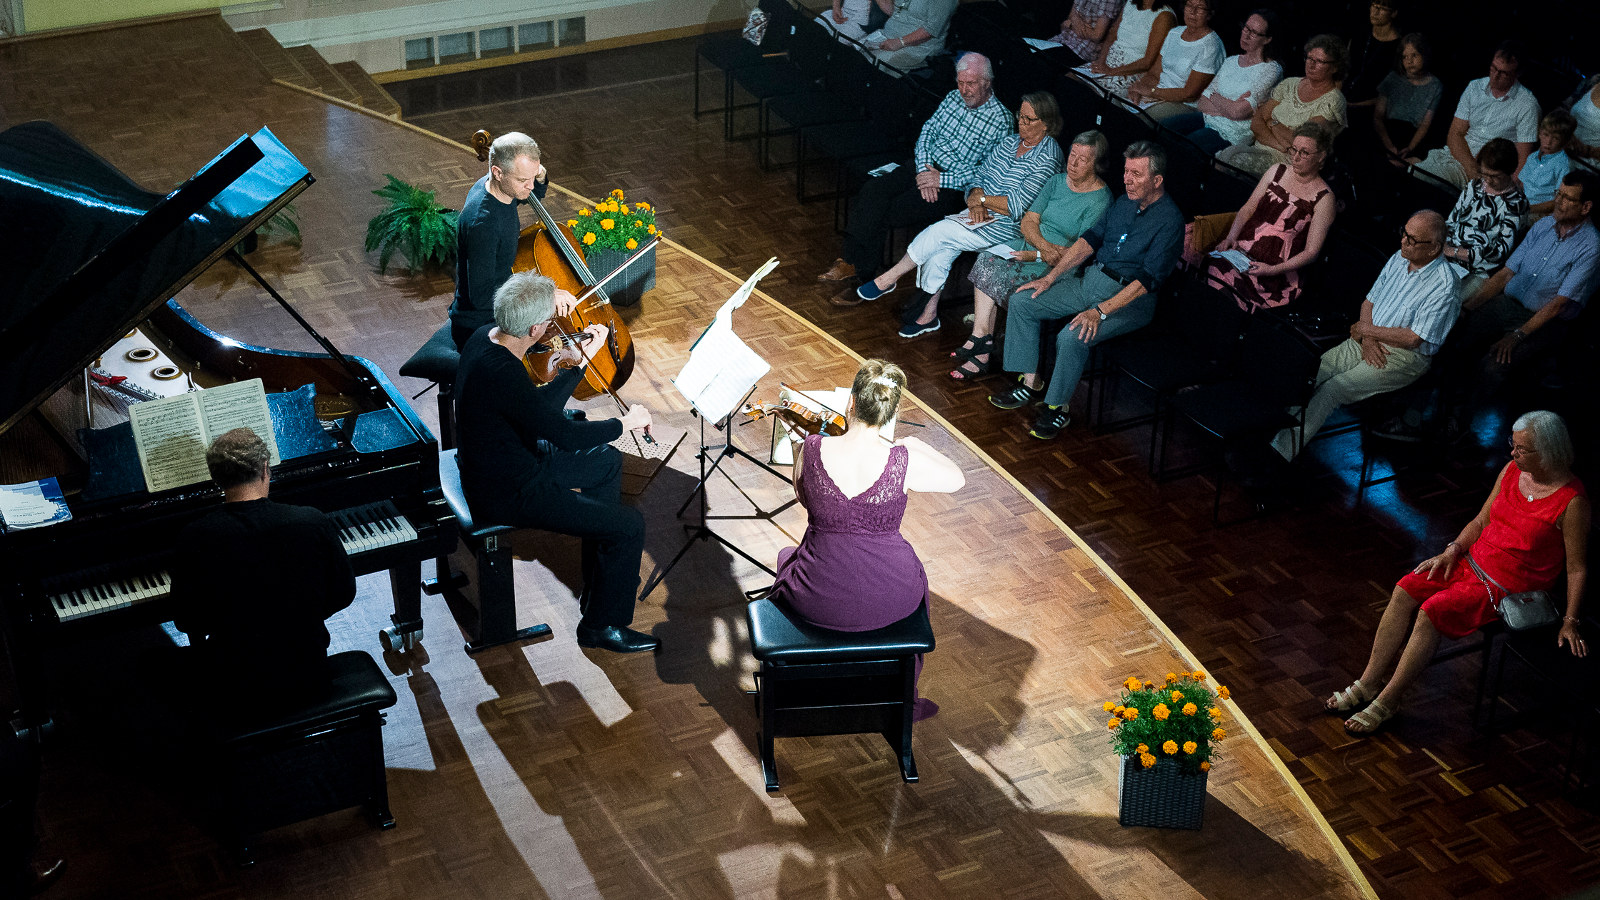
[{"xmin": 398, "ymin": 322, "xmax": 459, "ymax": 450}]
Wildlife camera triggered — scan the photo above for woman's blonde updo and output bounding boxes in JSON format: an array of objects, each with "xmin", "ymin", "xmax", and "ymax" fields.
[
  {"xmin": 850, "ymin": 359, "xmax": 905, "ymax": 428},
  {"xmin": 205, "ymin": 427, "xmax": 271, "ymax": 488}
]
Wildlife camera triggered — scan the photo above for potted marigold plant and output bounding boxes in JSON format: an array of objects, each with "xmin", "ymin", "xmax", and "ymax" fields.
[
  {"xmin": 565, "ymin": 189, "xmax": 661, "ymax": 307},
  {"xmin": 1105, "ymin": 671, "xmax": 1231, "ymax": 829}
]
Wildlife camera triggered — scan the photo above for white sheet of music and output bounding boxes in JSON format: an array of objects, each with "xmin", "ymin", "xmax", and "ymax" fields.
[
  {"xmin": 674, "ymin": 258, "xmax": 778, "ymax": 422},
  {"xmin": 128, "ymin": 378, "xmax": 279, "ymax": 493}
]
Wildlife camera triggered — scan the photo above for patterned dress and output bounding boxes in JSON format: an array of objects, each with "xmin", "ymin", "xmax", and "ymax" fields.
[{"xmin": 1207, "ymin": 164, "xmax": 1328, "ymax": 310}]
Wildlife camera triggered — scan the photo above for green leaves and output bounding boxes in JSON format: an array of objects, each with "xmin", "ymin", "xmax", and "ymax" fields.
[{"xmin": 364, "ymin": 174, "xmax": 459, "ymax": 275}]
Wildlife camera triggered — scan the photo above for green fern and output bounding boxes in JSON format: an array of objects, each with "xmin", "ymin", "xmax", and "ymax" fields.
[{"xmin": 364, "ymin": 174, "xmax": 459, "ymax": 275}]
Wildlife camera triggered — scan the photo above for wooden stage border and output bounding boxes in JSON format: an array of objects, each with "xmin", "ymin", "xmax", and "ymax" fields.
[{"xmin": 273, "ymin": 77, "xmax": 1378, "ymax": 899}]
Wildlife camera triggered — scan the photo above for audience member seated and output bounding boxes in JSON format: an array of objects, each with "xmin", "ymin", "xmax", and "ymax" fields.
[
  {"xmin": 1431, "ymin": 172, "xmax": 1600, "ymax": 428},
  {"xmin": 1216, "ymin": 34, "xmax": 1348, "ymax": 176},
  {"xmin": 1326, "ymin": 411, "xmax": 1589, "ymax": 736},
  {"xmin": 170, "ymin": 427, "xmax": 357, "ymax": 705},
  {"xmin": 988, "ymin": 140, "xmax": 1183, "ymax": 440},
  {"xmin": 864, "ymin": 92, "xmax": 1064, "ymax": 339},
  {"xmin": 1344, "ymin": 0, "xmax": 1403, "ymax": 112},
  {"xmin": 1088, "ymin": 0, "xmax": 1177, "ymax": 98},
  {"xmin": 1371, "ymin": 32, "xmax": 1442, "ymax": 168},
  {"xmin": 1126, "ymin": 0, "xmax": 1224, "ymax": 120},
  {"xmin": 1208, "ymin": 122, "xmax": 1336, "ymax": 311},
  {"xmin": 818, "ymin": 0, "xmax": 888, "ymax": 42},
  {"xmin": 771, "ymin": 359, "xmax": 966, "ymax": 721},
  {"xmin": 1414, "ymin": 40, "xmax": 1539, "ymax": 191},
  {"xmin": 821, "ymin": 54, "xmax": 1011, "ymax": 304},
  {"xmin": 1163, "ymin": 9, "xmax": 1283, "ymax": 155},
  {"xmin": 852, "ymin": 0, "xmax": 958, "ymax": 73},
  {"xmin": 1522, "ymin": 110, "xmax": 1576, "ymax": 221},
  {"xmin": 1561, "ymin": 73, "xmax": 1600, "ymax": 163},
  {"xmin": 1268, "ymin": 211, "xmax": 1457, "ymax": 461},
  {"xmin": 1437, "ymin": 138, "xmax": 1528, "ymax": 301},
  {"xmin": 949, "ymin": 130, "xmax": 1113, "ymax": 380},
  {"xmin": 1042, "ymin": 0, "xmax": 1122, "ymax": 67}
]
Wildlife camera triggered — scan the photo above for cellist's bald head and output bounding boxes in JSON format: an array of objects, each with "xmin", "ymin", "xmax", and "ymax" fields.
[{"xmin": 493, "ymin": 272, "xmax": 557, "ymax": 337}]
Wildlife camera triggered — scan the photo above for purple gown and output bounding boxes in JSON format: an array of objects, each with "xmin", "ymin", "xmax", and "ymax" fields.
[{"xmin": 773, "ymin": 434, "xmax": 928, "ymax": 631}]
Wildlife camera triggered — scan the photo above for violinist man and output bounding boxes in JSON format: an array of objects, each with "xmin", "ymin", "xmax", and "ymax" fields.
[
  {"xmin": 451, "ymin": 131, "xmax": 570, "ymax": 349},
  {"xmin": 455, "ymin": 271, "xmax": 658, "ymax": 653}
]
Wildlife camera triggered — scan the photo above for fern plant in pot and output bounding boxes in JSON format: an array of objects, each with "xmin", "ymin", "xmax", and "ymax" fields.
[{"xmin": 365, "ymin": 175, "xmax": 458, "ymax": 275}]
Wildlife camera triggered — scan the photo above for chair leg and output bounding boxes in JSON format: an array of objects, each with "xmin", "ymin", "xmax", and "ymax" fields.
[
  {"xmin": 758, "ymin": 663, "xmax": 781, "ymax": 791},
  {"xmin": 892, "ymin": 655, "xmax": 919, "ymax": 783},
  {"xmin": 464, "ymin": 534, "xmax": 551, "ymax": 654}
]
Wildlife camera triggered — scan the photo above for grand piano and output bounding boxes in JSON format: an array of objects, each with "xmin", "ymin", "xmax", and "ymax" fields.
[{"xmin": 0, "ymin": 120, "xmax": 454, "ymax": 725}]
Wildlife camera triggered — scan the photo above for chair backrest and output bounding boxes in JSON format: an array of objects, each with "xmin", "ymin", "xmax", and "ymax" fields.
[
  {"xmin": 1240, "ymin": 314, "xmax": 1321, "ymax": 407},
  {"xmin": 1054, "ymin": 73, "xmax": 1105, "ymax": 142},
  {"xmin": 1156, "ymin": 126, "xmax": 1210, "ymax": 215},
  {"xmin": 1200, "ymin": 161, "xmax": 1255, "ymax": 216},
  {"xmin": 1095, "ymin": 98, "xmax": 1154, "ymax": 179}
]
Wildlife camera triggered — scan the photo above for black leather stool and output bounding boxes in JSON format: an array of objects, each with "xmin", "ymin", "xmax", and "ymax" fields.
[
  {"xmin": 429, "ymin": 448, "xmax": 552, "ymax": 654},
  {"xmin": 398, "ymin": 322, "xmax": 459, "ymax": 450},
  {"xmin": 746, "ymin": 597, "xmax": 934, "ymax": 792},
  {"xmin": 207, "ymin": 651, "xmax": 397, "ymax": 863}
]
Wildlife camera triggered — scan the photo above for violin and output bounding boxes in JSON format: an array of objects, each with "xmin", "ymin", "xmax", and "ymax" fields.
[
  {"xmin": 523, "ymin": 327, "xmax": 594, "ymax": 384},
  {"xmin": 471, "ymin": 129, "xmax": 652, "ymax": 442},
  {"xmin": 742, "ymin": 396, "xmax": 848, "ymax": 437}
]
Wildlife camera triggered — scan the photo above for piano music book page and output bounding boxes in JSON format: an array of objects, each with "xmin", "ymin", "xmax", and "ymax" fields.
[
  {"xmin": 0, "ymin": 476, "xmax": 72, "ymax": 532},
  {"xmin": 128, "ymin": 378, "xmax": 279, "ymax": 493}
]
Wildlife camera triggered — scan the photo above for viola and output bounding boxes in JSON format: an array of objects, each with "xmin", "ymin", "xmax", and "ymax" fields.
[
  {"xmin": 742, "ymin": 396, "xmax": 848, "ymax": 438},
  {"xmin": 523, "ymin": 327, "xmax": 594, "ymax": 384}
]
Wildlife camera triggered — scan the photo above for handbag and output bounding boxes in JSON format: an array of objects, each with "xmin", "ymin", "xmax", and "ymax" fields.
[
  {"xmin": 742, "ymin": 7, "xmax": 769, "ymax": 46},
  {"xmin": 1464, "ymin": 554, "xmax": 1561, "ymax": 632},
  {"xmin": 1181, "ymin": 211, "xmax": 1236, "ymax": 268}
]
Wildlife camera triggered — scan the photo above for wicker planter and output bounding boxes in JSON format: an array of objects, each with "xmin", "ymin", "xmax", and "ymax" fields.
[
  {"xmin": 586, "ymin": 246, "xmax": 656, "ymax": 307},
  {"xmin": 1117, "ymin": 755, "xmax": 1208, "ymax": 829}
]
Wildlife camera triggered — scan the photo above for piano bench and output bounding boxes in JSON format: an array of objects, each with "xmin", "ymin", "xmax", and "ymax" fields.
[
  {"xmin": 398, "ymin": 322, "xmax": 459, "ymax": 450},
  {"xmin": 206, "ymin": 651, "xmax": 397, "ymax": 864},
  {"xmin": 746, "ymin": 597, "xmax": 934, "ymax": 792},
  {"xmin": 430, "ymin": 448, "xmax": 553, "ymax": 655}
]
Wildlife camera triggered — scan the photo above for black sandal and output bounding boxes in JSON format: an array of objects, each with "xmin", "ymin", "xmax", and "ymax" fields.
[
  {"xmin": 949, "ymin": 333, "xmax": 993, "ymax": 362},
  {"xmin": 948, "ymin": 336, "xmax": 995, "ymax": 381}
]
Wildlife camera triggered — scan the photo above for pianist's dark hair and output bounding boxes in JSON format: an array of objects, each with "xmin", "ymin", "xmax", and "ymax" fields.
[
  {"xmin": 489, "ymin": 131, "xmax": 540, "ymax": 171},
  {"xmin": 851, "ymin": 359, "xmax": 905, "ymax": 429},
  {"xmin": 206, "ymin": 427, "xmax": 271, "ymax": 488},
  {"xmin": 493, "ymin": 271, "xmax": 557, "ymax": 336}
]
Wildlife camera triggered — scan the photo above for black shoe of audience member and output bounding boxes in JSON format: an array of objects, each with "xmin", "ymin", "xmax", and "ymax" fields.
[{"xmin": 575, "ymin": 624, "xmax": 659, "ymax": 653}]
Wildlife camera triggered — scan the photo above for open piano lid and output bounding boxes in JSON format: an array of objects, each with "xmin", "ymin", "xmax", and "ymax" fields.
[{"xmin": 0, "ymin": 121, "xmax": 314, "ymax": 436}]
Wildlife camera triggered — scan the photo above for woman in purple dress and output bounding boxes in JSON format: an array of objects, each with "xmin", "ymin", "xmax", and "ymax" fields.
[{"xmin": 771, "ymin": 360, "xmax": 966, "ymax": 718}]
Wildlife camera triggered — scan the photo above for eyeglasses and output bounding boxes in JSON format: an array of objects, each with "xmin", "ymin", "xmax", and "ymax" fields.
[
  {"xmin": 1018, "ymin": 114, "xmax": 1042, "ymax": 124},
  {"xmin": 1304, "ymin": 54, "xmax": 1333, "ymax": 67},
  {"xmin": 1489, "ymin": 62, "xmax": 1517, "ymax": 79},
  {"xmin": 1241, "ymin": 22, "xmax": 1268, "ymax": 37},
  {"xmin": 1286, "ymin": 145, "xmax": 1320, "ymax": 159},
  {"xmin": 1399, "ymin": 228, "xmax": 1438, "ymax": 247},
  {"xmin": 1508, "ymin": 439, "xmax": 1539, "ymax": 456}
]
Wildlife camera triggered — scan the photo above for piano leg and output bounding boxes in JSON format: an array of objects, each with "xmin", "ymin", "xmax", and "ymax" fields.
[
  {"xmin": 379, "ymin": 566, "xmax": 425, "ymax": 653},
  {"xmin": 421, "ymin": 553, "xmax": 468, "ymax": 597}
]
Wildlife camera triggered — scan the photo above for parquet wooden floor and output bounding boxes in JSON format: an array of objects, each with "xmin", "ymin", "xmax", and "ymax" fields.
[{"xmin": 1, "ymin": 16, "xmax": 1595, "ymax": 900}]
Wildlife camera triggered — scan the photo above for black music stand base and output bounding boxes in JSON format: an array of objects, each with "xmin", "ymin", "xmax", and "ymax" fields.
[{"xmin": 465, "ymin": 623, "xmax": 552, "ymax": 655}]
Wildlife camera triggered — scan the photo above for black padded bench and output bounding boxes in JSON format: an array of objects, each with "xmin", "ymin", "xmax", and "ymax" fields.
[
  {"xmin": 746, "ymin": 596, "xmax": 934, "ymax": 792},
  {"xmin": 206, "ymin": 650, "xmax": 397, "ymax": 863},
  {"xmin": 398, "ymin": 322, "xmax": 459, "ymax": 450},
  {"xmin": 429, "ymin": 447, "xmax": 552, "ymax": 654}
]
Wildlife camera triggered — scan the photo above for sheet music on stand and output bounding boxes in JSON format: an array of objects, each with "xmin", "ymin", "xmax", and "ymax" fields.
[{"xmin": 673, "ymin": 257, "xmax": 779, "ymax": 420}]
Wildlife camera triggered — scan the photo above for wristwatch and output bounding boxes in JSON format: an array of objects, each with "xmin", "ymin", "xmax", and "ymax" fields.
[{"xmin": 1094, "ymin": 304, "xmax": 1108, "ymax": 321}]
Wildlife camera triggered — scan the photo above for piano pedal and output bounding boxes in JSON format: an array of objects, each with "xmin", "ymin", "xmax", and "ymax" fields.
[
  {"xmin": 379, "ymin": 617, "xmax": 423, "ymax": 653},
  {"xmin": 421, "ymin": 558, "xmax": 468, "ymax": 596}
]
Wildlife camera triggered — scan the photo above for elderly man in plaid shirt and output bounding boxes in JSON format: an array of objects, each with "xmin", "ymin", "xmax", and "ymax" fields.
[{"xmin": 821, "ymin": 52, "xmax": 1013, "ymax": 306}]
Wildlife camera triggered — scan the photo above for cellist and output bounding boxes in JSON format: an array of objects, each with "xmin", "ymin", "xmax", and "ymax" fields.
[
  {"xmin": 454, "ymin": 271, "xmax": 659, "ymax": 654},
  {"xmin": 450, "ymin": 131, "xmax": 574, "ymax": 350}
]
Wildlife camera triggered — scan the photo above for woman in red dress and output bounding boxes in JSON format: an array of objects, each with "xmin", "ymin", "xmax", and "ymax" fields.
[{"xmin": 1327, "ymin": 411, "xmax": 1590, "ymax": 734}]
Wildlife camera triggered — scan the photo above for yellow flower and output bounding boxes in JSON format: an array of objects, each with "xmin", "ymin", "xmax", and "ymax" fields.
[
  {"xmin": 1162, "ymin": 740, "xmax": 1178, "ymax": 755},
  {"xmin": 1124, "ymin": 676, "xmax": 1141, "ymax": 692},
  {"xmin": 1209, "ymin": 707, "xmax": 1223, "ymax": 720},
  {"xmin": 1212, "ymin": 727, "xmax": 1226, "ymax": 741},
  {"xmin": 582, "ymin": 232, "xmax": 596, "ymax": 246},
  {"xmin": 1165, "ymin": 672, "xmax": 1179, "ymax": 683},
  {"xmin": 579, "ymin": 208, "xmax": 591, "ymax": 216},
  {"xmin": 1182, "ymin": 703, "xmax": 1198, "ymax": 716},
  {"xmin": 1135, "ymin": 744, "xmax": 1148, "ymax": 754},
  {"xmin": 647, "ymin": 224, "xmax": 657, "ymax": 235},
  {"xmin": 1182, "ymin": 741, "xmax": 1197, "ymax": 754},
  {"xmin": 1143, "ymin": 681, "xmax": 1156, "ymax": 690},
  {"xmin": 1107, "ymin": 718, "xmax": 1121, "ymax": 731},
  {"xmin": 1103, "ymin": 701, "xmax": 1117, "ymax": 713},
  {"xmin": 1193, "ymin": 672, "xmax": 1207, "ymax": 682},
  {"xmin": 625, "ymin": 238, "xmax": 638, "ymax": 250},
  {"xmin": 1121, "ymin": 707, "xmax": 1139, "ymax": 720},
  {"xmin": 634, "ymin": 220, "xmax": 644, "ymax": 228},
  {"xmin": 1199, "ymin": 761, "xmax": 1211, "ymax": 772},
  {"xmin": 566, "ymin": 219, "xmax": 578, "ymax": 228},
  {"xmin": 1217, "ymin": 685, "xmax": 1230, "ymax": 699},
  {"xmin": 637, "ymin": 201, "xmax": 651, "ymax": 211},
  {"xmin": 619, "ymin": 204, "xmax": 630, "ymax": 215},
  {"xmin": 611, "ymin": 188, "xmax": 624, "ymax": 198},
  {"xmin": 1152, "ymin": 704, "xmax": 1170, "ymax": 721},
  {"xmin": 1139, "ymin": 753, "xmax": 1156, "ymax": 768},
  {"xmin": 601, "ymin": 218, "xmax": 615, "ymax": 230},
  {"xmin": 1170, "ymin": 691, "xmax": 1183, "ymax": 703}
]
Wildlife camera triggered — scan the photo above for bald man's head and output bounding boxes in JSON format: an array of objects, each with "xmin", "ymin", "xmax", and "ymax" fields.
[{"xmin": 1400, "ymin": 210, "xmax": 1445, "ymax": 264}]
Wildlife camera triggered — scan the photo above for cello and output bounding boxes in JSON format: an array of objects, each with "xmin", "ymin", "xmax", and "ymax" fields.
[{"xmin": 470, "ymin": 129, "xmax": 636, "ymax": 403}]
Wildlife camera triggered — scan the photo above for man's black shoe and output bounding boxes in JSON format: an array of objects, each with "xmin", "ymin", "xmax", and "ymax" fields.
[{"xmin": 575, "ymin": 624, "xmax": 659, "ymax": 653}]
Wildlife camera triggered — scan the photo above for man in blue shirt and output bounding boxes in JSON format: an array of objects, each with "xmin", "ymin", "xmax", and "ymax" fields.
[{"xmin": 989, "ymin": 140, "xmax": 1183, "ymax": 439}]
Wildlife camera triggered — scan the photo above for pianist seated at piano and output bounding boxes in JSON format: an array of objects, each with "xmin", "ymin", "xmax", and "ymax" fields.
[
  {"xmin": 169, "ymin": 427, "xmax": 356, "ymax": 703},
  {"xmin": 455, "ymin": 271, "xmax": 658, "ymax": 654}
]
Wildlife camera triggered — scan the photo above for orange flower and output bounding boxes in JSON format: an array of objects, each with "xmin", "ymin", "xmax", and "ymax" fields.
[
  {"xmin": 619, "ymin": 204, "xmax": 630, "ymax": 215},
  {"xmin": 601, "ymin": 218, "xmax": 615, "ymax": 231},
  {"xmin": 582, "ymin": 232, "xmax": 596, "ymax": 246},
  {"xmin": 1152, "ymin": 704, "xmax": 1170, "ymax": 721},
  {"xmin": 1193, "ymin": 671, "xmax": 1207, "ymax": 681},
  {"xmin": 579, "ymin": 208, "xmax": 591, "ymax": 216},
  {"xmin": 1135, "ymin": 744, "xmax": 1148, "ymax": 754},
  {"xmin": 647, "ymin": 224, "xmax": 657, "ymax": 235},
  {"xmin": 1165, "ymin": 672, "xmax": 1179, "ymax": 684},
  {"xmin": 637, "ymin": 201, "xmax": 651, "ymax": 211},
  {"xmin": 1103, "ymin": 701, "xmax": 1117, "ymax": 713},
  {"xmin": 1209, "ymin": 707, "xmax": 1223, "ymax": 720},
  {"xmin": 1212, "ymin": 727, "xmax": 1226, "ymax": 741},
  {"xmin": 1124, "ymin": 676, "xmax": 1142, "ymax": 692},
  {"xmin": 633, "ymin": 220, "xmax": 644, "ymax": 228},
  {"xmin": 625, "ymin": 238, "xmax": 638, "ymax": 250},
  {"xmin": 610, "ymin": 188, "xmax": 624, "ymax": 198},
  {"xmin": 1182, "ymin": 741, "xmax": 1197, "ymax": 754},
  {"xmin": 1217, "ymin": 685, "xmax": 1230, "ymax": 699},
  {"xmin": 1170, "ymin": 691, "xmax": 1183, "ymax": 703},
  {"xmin": 1199, "ymin": 761, "xmax": 1211, "ymax": 772},
  {"xmin": 1182, "ymin": 702, "xmax": 1198, "ymax": 716},
  {"xmin": 1107, "ymin": 718, "xmax": 1122, "ymax": 730},
  {"xmin": 1121, "ymin": 707, "xmax": 1139, "ymax": 720},
  {"xmin": 566, "ymin": 219, "xmax": 578, "ymax": 228},
  {"xmin": 1139, "ymin": 753, "xmax": 1157, "ymax": 768},
  {"xmin": 1162, "ymin": 740, "xmax": 1178, "ymax": 755},
  {"xmin": 1143, "ymin": 681, "xmax": 1156, "ymax": 690}
]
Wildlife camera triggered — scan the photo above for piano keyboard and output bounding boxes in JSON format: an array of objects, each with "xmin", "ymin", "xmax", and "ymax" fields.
[{"xmin": 45, "ymin": 501, "xmax": 420, "ymax": 623}]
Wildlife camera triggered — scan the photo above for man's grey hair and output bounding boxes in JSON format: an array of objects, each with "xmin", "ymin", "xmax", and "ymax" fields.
[
  {"xmin": 1512, "ymin": 410, "xmax": 1575, "ymax": 472},
  {"xmin": 956, "ymin": 52, "xmax": 993, "ymax": 82},
  {"xmin": 489, "ymin": 131, "xmax": 540, "ymax": 171},
  {"xmin": 1124, "ymin": 140, "xmax": 1166, "ymax": 179},
  {"xmin": 493, "ymin": 271, "xmax": 557, "ymax": 336}
]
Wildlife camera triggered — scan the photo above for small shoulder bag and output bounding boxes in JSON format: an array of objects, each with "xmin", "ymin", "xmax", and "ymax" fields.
[{"xmin": 1464, "ymin": 553, "xmax": 1561, "ymax": 632}]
